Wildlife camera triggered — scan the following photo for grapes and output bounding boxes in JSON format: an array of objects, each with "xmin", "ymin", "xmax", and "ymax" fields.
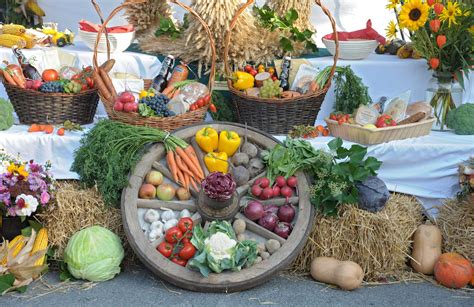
[
  {"xmin": 139, "ymin": 94, "xmax": 175, "ymax": 117},
  {"xmin": 259, "ymin": 79, "xmax": 283, "ymax": 99},
  {"xmin": 40, "ymin": 81, "xmax": 64, "ymax": 93}
]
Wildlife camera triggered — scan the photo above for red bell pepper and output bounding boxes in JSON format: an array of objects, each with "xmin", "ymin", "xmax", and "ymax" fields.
[{"xmin": 375, "ymin": 115, "xmax": 397, "ymax": 128}]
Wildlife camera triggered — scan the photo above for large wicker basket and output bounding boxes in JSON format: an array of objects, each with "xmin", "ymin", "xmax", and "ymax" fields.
[
  {"xmin": 91, "ymin": 0, "xmax": 215, "ymax": 131},
  {"xmin": 3, "ymin": 82, "xmax": 99, "ymax": 125},
  {"xmin": 223, "ymin": 0, "xmax": 339, "ymax": 135},
  {"xmin": 325, "ymin": 117, "xmax": 435, "ymax": 145}
]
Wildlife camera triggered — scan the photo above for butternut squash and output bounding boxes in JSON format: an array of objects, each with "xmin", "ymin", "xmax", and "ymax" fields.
[
  {"xmin": 410, "ymin": 224, "xmax": 442, "ymax": 274},
  {"xmin": 310, "ymin": 257, "xmax": 364, "ymax": 290}
]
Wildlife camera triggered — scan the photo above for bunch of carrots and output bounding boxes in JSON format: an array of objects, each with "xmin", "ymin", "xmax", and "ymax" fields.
[{"xmin": 165, "ymin": 142, "xmax": 204, "ymax": 192}]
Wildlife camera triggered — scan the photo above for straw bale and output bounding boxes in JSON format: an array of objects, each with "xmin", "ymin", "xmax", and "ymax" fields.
[
  {"xmin": 289, "ymin": 193, "xmax": 424, "ymax": 281},
  {"xmin": 437, "ymin": 198, "xmax": 474, "ymax": 261}
]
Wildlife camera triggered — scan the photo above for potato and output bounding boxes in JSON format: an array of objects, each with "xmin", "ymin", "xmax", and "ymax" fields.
[
  {"xmin": 310, "ymin": 257, "xmax": 364, "ymax": 290},
  {"xmin": 233, "ymin": 219, "xmax": 246, "ymax": 235},
  {"xmin": 410, "ymin": 224, "xmax": 442, "ymax": 275},
  {"xmin": 265, "ymin": 239, "xmax": 281, "ymax": 254}
]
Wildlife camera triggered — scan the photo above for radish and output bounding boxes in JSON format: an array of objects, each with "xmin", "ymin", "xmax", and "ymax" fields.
[
  {"xmin": 251, "ymin": 185, "xmax": 262, "ymax": 197},
  {"xmin": 280, "ymin": 186, "xmax": 293, "ymax": 198},
  {"xmin": 259, "ymin": 178, "xmax": 270, "ymax": 188},
  {"xmin": 260, "ymin": 187, "xmax": 274, "ymax": 200},
  {"xmin": 275, "ymin": 176, "xmax": 286, "ymax": 187},
  {"xmin": 272, "ymin": 185, "xmax": 281, "ymax": 197},
  {"xmin": 286, "ymin": 176, "xmax": 297, "ymax": 188}
]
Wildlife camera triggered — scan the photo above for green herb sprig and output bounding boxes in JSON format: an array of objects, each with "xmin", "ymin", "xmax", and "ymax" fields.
[
  {"xmin": 333, "ymin": 66, "xmax": 372, "ymax": 114},
  {"xmin": 254, "ymin": 5, "xmax": 317, "ymax": 53}
]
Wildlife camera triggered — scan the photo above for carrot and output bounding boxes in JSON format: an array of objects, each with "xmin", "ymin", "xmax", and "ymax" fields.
[
  {"xmin": 184, "ymin": 145, "xmax": 204, "ymax": 178},
  {"xmin": 93, "ymin": 69, "xmax": 111, "ymax": 100},
  {"xmin": 175, "ymin": 165, "xmax": 185, "ymax": 187},
  {"xmin": 189, "ymin": 176, "xmax": 199, "ymax": 192},
  {"xmin": 166, "ymin": 151, "xmax": 178, "ymax": 182},
  {"xmin": 175, "ymin": 147, "xmax": 203, "ymax": 180},
  {"xmin": 99, "ymin": 68, "xmax": 117, "ymax": 99},
  {"xmin": 28, "ymin": 124, "xmax": 40, "ymax": 132},
  {"xmin": 2, "ymin": 70, "xmax": 17, "ymax": 85},
  {"xmin": 10, "ymin": 72, "xmax": 25, "ymax": 88},
  {"xmin": 182, "ymin": 170, "xmax": 190, "ymax": 191}
]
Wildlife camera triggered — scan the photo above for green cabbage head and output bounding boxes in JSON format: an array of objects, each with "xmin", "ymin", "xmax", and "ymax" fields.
[{"xmin": 64, "ymin": 226, "xmax": 124, "ymax": 282}]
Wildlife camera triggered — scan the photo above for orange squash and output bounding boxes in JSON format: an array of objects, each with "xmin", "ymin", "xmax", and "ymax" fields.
[
  {"xmin": 471, "ymin": 266, "xmax": 474, "ymax": 286},
  {"xmin": 434, "ymin": 253, "xmax": 473, "ymax": 289}
]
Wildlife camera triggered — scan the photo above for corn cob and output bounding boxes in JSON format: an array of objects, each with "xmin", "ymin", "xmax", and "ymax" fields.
[
  {"xmin": 31, "ymin": 228, "xmax": 48, "ymax": 266},
  {"xmin": 1, "ymin": 24, "xmax": 26, "ymax": 36},
  {"xmin": 21, "ymin": 34, "xmax": 36, "ymax": 49},
  {"xmin": 0, "ymin": 34, "xmax": 26, "ymax": 48},
  {"xmin": 1, "ymin": 235, "xmax": 26, "ymax": 265}
]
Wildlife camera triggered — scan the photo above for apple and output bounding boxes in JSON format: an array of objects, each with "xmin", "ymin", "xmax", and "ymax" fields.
[
  {"xmin": 123, "ymin": 102, "xmax": 136, "ymax": 113},
  {"xmin": 113, "ymin": 101, "xmax": 124, "ymax": 112},
  {"xmin": 131, "ymin": 103, "xmax": 138, "ymax": 113},
  {"xmin": 156, "ymin": 184, "xmax": 176, "ymax": 201},
  {"xmin": 139, "ymin": 183, "xmax": 156, "ymax": 199},
  {"xmin": 119, "ymin": 91, "xmax": 135, "ymax": 104},
  {"xmin": 32, "ymin": 79, "xmax": 42, "ymax": 90},
  {"xmin": 145, "ymin": 170, "xmax": 164, "ymax": 186},
  {"xmin": 176, "ymin": 187, "xmax": 191, "ymax": 201}
]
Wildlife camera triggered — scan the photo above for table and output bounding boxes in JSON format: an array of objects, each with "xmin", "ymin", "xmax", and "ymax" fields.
[{"xmin": 0, "ymin": 41, "xmax": 162, "ymax": 117}]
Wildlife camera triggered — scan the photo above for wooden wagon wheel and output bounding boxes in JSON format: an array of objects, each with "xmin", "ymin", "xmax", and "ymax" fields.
[{"xmin": 121, "ymin": 122, "xmax": 314, "ymax": 292}]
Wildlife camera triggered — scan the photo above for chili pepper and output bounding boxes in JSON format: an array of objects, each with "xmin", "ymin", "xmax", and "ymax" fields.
[
  {"xmin": 195, "ymin": 127, "xmax": 219, "ymax": 153},
  {"xmin": 218, "ymin": 130, "xmax": 241, "ymax": 157},
  {"xmin": 231, "ymin": 71, "xmax": 255, "ymax": 90},
  {"xmin": 204, "ymin": 152, "xmax": 229, "ymax": 174}
]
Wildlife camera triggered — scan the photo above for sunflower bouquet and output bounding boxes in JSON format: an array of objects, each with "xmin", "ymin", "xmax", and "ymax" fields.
[{"xmin": 385, "ymin": 0, "xmax": 473, "ymax": 129}]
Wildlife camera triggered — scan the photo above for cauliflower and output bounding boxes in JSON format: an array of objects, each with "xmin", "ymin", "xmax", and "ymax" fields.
[
  {"xmin": 204, "ymin": 232, "xmax": 237, "ymax": 261},
  {"xmin": 446, "ymin": 103, "xmax": 474, "ymax": 135}
]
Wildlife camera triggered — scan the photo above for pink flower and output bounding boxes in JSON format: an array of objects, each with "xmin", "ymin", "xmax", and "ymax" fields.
[{"xmin": 40, "ymin": 191, "xmax": 50, "ymax": 205}]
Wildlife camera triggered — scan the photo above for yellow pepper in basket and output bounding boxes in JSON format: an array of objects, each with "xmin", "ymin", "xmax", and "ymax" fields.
[
  {"xmin": 231, "ymin": 71, "xmax": 254, "ymax": 91},
  {"xmin": 204, "ymin": 152, "xmax": 228, "ymax": 174},
  {"xmin": 195, "ymin": 127, "xmax": 219, "ymax": 153},
  {"xmin": 218, "ymin": 130, "xmax": 241, "ymax": 157}
]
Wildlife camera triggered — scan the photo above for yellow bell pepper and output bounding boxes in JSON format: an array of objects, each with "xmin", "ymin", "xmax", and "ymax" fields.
[
  {"xmin": 195, "ymin": 127, "xmax": 219, "ymax": 153},
  {"xmin": 218, "ymin": 130, "xmax": 241, "ymax": 157},
  {"xmin": 204, "ymin": 152, "xmax": 228, "ymax": 174},
  {"xmin": 232, "ymin": 71, "xmax": 254, "ymax": 91}
]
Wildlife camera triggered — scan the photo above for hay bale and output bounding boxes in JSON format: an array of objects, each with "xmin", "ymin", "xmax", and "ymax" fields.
[
  {"xmin": 290, "ymin": 194, "xmax": 424, "ymax": 281},
  {"xmin": 437, "ymin": 199, "xmax": 474, "ymax": 261},
  {"xmin": 37, "ymin": 181, "xmax": 131, "ymax": 260}
]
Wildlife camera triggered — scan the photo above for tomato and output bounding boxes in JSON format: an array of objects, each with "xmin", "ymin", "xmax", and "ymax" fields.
[
  {"xmin": 196, "ymin": 98, "xmax": 205, "ymax": 108},
  {"xmin": 203, "ymin": 94, "xmax": 211, "ymax": 105},
  {"xmin": 178, "ymin": 217, "xmax": 193, "ymax": 233},
  {"xmin": 178, "ymin": 243, "xmax": 196, "ymax": 260},
  {"xmin": 171, "ymin": 257, "xmax": 187, "ymax": 267},
  {"xmin": 337, "ymin": 118, "xmax": 345, "ymax": 125},
  {"xmin": 86, "ymin": 77, "xmax": 94, "ymax": 88},
  {"xmin": 83, "ymin": 66, "xmax": 93, "ymax": 73},
  {"xmin": 157, "ymin": 241, "xmax": 174, "ymax": 258},
  {"xmin": 165, "ymin": 226, "xmax": 183, "ymax": 243},
  {"xmin": 42, "ymin": 69, "xmax": 59, "ymax": 82},
  {"xmin": 209, "ymin": 103, "xmax": 217, "ymax": 113},
  {"xmin": 329, "ymin": 113, "xmax": 337, "ymax": 121},
  {"xmin": 81, "ymin": 84, "xmax": 88, "ymax": 91},
  {"xmin": 71, "ymin": 73, "xmax": 82, "ymax": 81},
  {"xmin": 181, "ymin": 237, "xmax": 190, "ymax": 244},
  {"xmin": 249, "ymin": 69, "xmax": 258, "ymax": 77},
  {"xmin": 244, "ymin": 65, "xmax": 253, "ymax": 73},
  {"xmin": 190, "ymin": 103, "xmax": 197, "ymax": 111}
]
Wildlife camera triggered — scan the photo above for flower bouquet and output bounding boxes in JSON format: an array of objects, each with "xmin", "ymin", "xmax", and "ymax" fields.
[
  {"xmin": 386, "ymin": 0, "xmax": 473, "ymax": 130},
  {"xmin": 0, "ymin": 150, "xmax": 54, "ymax": 238}
]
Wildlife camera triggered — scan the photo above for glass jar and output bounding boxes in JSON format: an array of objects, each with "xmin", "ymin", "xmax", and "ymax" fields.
[{"xmin": 426, "ymin": 72, "xmax": 463, "ymax": 131}]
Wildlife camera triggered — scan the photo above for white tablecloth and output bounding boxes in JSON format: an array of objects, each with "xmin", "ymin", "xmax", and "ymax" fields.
[{"xmin": 309, "ymin": 54, "xmax": 474, "ymax": 121}]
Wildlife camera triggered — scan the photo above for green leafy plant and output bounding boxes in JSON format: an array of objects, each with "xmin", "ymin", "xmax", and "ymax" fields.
[
  {"xmin": 210, "ymin": 91, "xmax": 236, "ymax": 122},
  {"xmin": 254, "ymin": 5, "xmax": 317, "ymax": 53},
  {"xmin": 155, "ymin": 16, "xmax": 181, "ymax": 39},
  {"xmin": 333, "ymin": 66, "xmax": 371, "ymax": 114},
  {"xmin": 310, "ymin": 138, "xmax": 382, "ymax": 216}
]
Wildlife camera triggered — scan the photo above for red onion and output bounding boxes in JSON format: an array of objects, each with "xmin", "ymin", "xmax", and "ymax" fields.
[
  {"xmin": 258, "ymin": 213, "xmax": 279, "ymax": 231},
  {"xmin": 274, "ymin": 222, "xmax": 292, "ymax": 239},
  {"xmin": 264, "ymin": 205, "xmax": 279, "ymax": 215},
  {"xmin": 278, "ymin": 204, "xmax": 295, "ymax": 223},
  {"xmin": 244, "ymin": 200, "xmax": 264, "ymax": 221}
]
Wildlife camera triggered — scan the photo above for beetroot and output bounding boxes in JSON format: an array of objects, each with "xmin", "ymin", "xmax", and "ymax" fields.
[
  {"xmin": 278, "ymin": 204, "xmax": 295, "ymax": 223},
  {"xmin": 258, "ymin": 213, "xmax": 279, "ymax": 231},
  {"xmin": 274, "ymin": 222, "xmax": 292, "ymax": 239},
  {"xmin": 244, "ymin": 200, "xmax": 265, "ymax": 221}
]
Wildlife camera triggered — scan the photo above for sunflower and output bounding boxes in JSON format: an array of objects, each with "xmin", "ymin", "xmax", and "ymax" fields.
[
  {"xmin": 7, "ymin": 163, "xmax": 29, "ymax": 178},
  {"xmin": 385, "ymin": 20, "xmax": 398, "ymax": 39},
  {"xmin": 386, "ymin": 0, "xmax": 400, "ymax": 10},
  {"xmin": 399, "ymin": 0, "xmax": 430, "ymax": 31},
  {"xmin": 439, "ymin": 1, "xmax": 462, "ymax": 27}
]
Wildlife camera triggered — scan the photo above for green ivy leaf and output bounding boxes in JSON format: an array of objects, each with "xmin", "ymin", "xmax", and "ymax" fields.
[
  {"xmin": 279, "ymin": 37, "xmax": 294, "ymax": 52},
  {"xmin": 364, "ymin": 156, "xmax": 383, "ymax": 172},
  {"xmin": 284, "ymin": 9, "xmax": 298, "ymax": 25},
  {"xmin": 0, "ymin": 274, "xmax": 15, "ymax": 294},
  {"xmin": 328, "ymin": 137, "xmax": 343, "ymax": 151}
]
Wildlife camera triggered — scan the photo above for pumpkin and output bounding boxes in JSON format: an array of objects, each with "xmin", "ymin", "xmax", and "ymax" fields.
[
  {"xmin": 471, "ymin": 266, "xmax": 474, "ymax": 286},
  {"xmin": 434, "ymin": 253, "xmax": 473, "ymax": 289},
  {"xmin": 410, "ymin": 224, "xmax": 442, "ymax": 275},
  {"xmin": 310, "ymin": 257, "xmax": 364, "ymax": 290}
]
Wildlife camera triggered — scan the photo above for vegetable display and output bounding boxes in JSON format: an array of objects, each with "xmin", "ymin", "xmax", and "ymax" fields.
[
  {"xmin": 188, "ymin": 221, "xmax": 258, "ymax": 277},
  {"xmin": 64, "ymin": 226, "xmax": 124, "ymax": 282}
]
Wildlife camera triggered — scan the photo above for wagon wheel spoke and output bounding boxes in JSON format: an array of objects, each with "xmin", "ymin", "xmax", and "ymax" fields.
[
  {"xmin": 190, "ymin": 137, "xmax": 209, "ymax": 177},
  {"xmin": 151, "ymin": 236, "xmax": 164, "ymax": 249},
  {"xmin": 153, "ymin": 161, "xmax": 199, "ymax": 198},
  {"xmin": 235, "ymin": 213, "xmax": 286, "ymax": 245},
  {"xmin": 259, "ymin": 196, "xmax": 299, "ymax": 206},
  {"xmin": 236, "ymin": 171, "xmax": 267, "ymax": 197},
  {"xmin": 137, "ymin": 199, "xmax": 197, "ymax": 212},
  {"xmin": 191, "ymin": 212, "xmax": 202, "ymax": 225}
]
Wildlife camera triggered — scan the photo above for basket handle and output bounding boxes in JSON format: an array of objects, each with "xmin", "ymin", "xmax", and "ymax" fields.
[
  {"xmin": 223, "ymin": 0, "xmax": 339, "ymax": 90},
  {"xmin": 91, "ymin": 0, "xmax": 217, "ymax": 93}
]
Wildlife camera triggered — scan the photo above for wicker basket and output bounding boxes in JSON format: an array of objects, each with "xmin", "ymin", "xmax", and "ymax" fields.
[
  {"xmin": 91, "ymin": 0, "xmax": 216, "ymax": 131},
  {"xmin": 325, "ymin": 118, "xmax": 435, "ymax": 145},
  {"xmin": 3, "ymin": 82, "xmax": 99, "ymax": 125},
  {"xmin": 223, "ymin": 0, "xmax": 339, "ymax": 135}
]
